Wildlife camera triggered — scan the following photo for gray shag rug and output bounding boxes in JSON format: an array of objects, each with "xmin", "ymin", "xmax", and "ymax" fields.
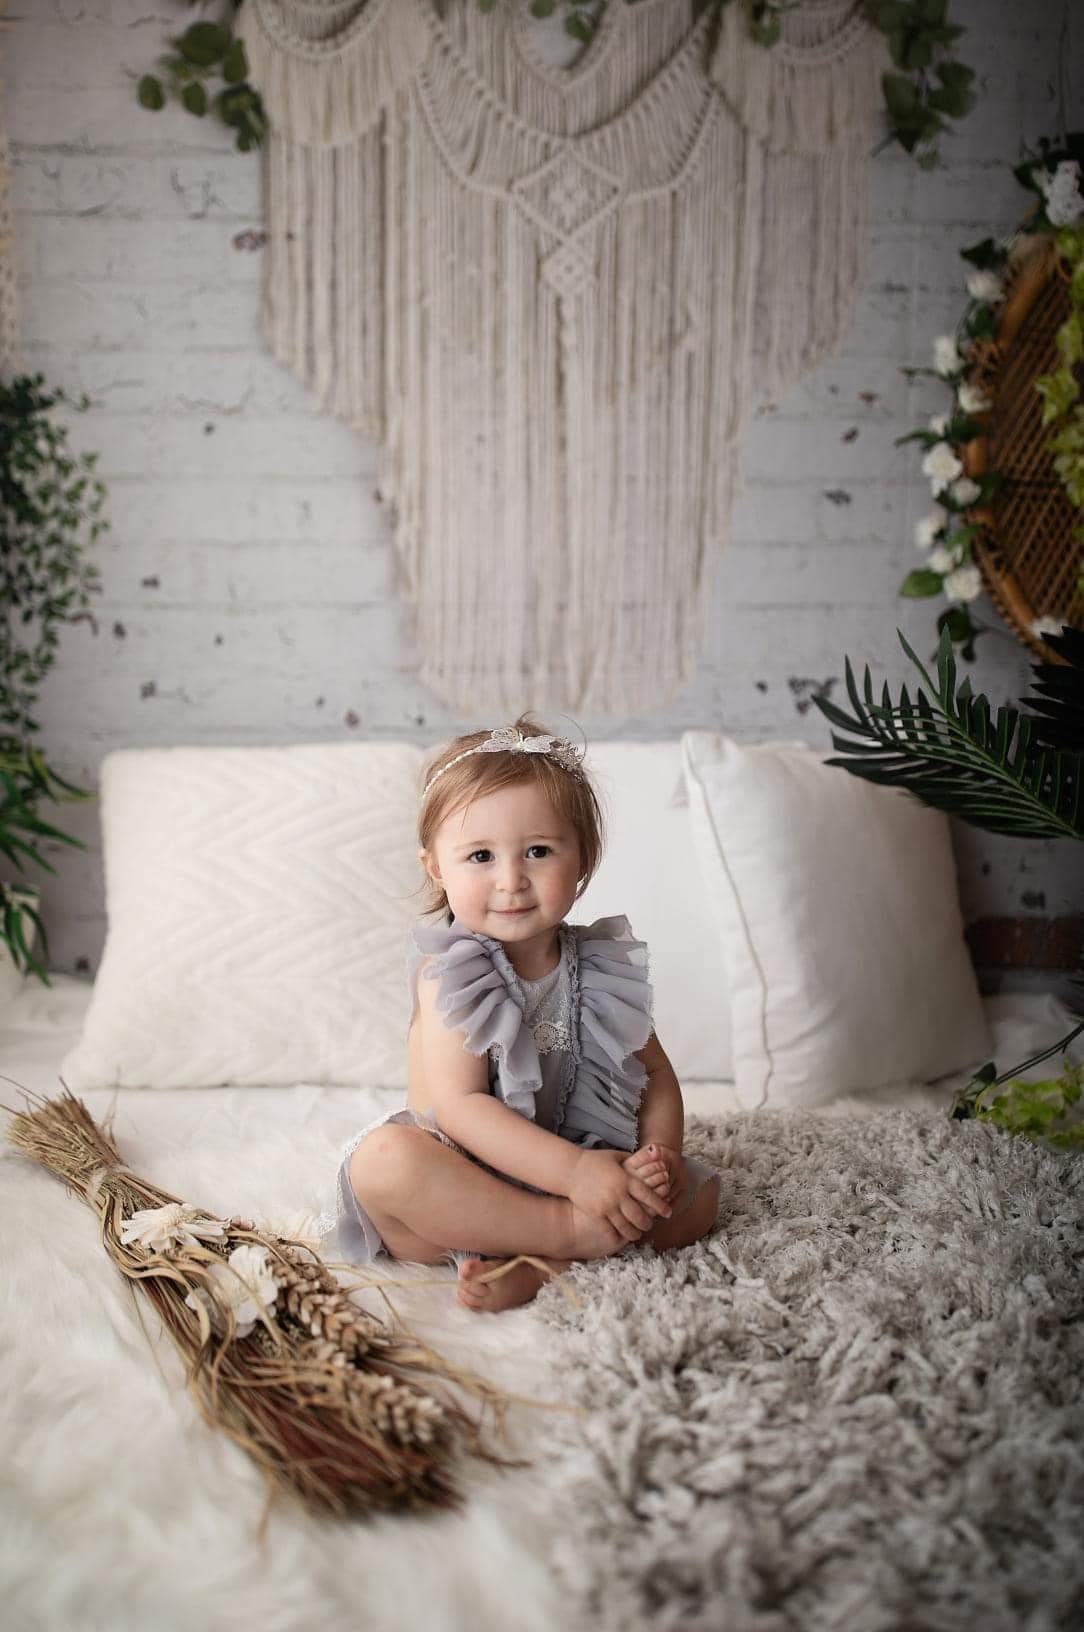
[{"xmin": 531, "ymin": 1108, "xmax": 1084, "ymax": 1632}]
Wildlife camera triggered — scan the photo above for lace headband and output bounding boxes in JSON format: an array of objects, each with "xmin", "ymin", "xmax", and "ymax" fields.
[{"xmin": 422, "ymin": 725, "xmax": 586, "ymax": 798}]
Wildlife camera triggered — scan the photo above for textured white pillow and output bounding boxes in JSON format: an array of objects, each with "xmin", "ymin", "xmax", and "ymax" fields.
[
  {"xmin": 680, "ymin": 731, "xmax": 990, "ymax": 1108},
  {"xmin": 62, "ymin": 744, "xmax": 426, "ymax": 1089},
  {"xmin": 575, "ymin": 741, "xmax": 732, "ymax": 1081}
]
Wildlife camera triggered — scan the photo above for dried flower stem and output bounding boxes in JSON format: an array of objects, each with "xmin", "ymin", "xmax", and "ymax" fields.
[{"xmin": 3, "ymin": 1085, "xmax": 575, "ymax": 1518}]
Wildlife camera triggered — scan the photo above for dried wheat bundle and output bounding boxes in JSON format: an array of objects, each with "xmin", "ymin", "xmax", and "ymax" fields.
[{"xmin": 4, "ymin": 1087, "xmax": 551, "ymax": 1520}]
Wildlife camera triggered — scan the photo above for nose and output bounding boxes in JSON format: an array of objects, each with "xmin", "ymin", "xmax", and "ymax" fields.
[{"xmin": 495, "ymin": 856, "xmax": 530, "ymax": 896}]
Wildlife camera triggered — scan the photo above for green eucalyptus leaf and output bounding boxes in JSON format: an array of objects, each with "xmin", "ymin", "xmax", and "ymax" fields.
[
  {"xmin": 900, "ymin": 568, "xmax": 945, "ymax": 598},
  {"xmin": 222, "ymin": 39, "xmax": 248, "ymax": 85},
  {"xmin": 176, "ymin": 22, "xmax": 229, "ymax": 67},
  {"xmin": 137, "ymin": 74, "xmax": 166, "ymax": 111},
  {"xmin": 182, "ymin": 81, "xmax": 208, "ymax": 117}
]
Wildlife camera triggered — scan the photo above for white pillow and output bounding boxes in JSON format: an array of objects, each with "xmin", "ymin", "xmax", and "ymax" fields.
[
  {"xmin": 680, "ymin": 731, "xmax": 990, "ymax": 1108},
  {"xmin": 575, "ymin": 741, "xmax": 732, "ymax": 1081},
  {"xmin": 62, "ymin": 744, "xmax": 426, "ymax": 1089}
]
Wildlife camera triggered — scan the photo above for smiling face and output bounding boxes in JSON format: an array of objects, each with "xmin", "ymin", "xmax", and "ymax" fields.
[{"xmin": 420, "ymin": 778, "xmax": 583, "ymax": 949}]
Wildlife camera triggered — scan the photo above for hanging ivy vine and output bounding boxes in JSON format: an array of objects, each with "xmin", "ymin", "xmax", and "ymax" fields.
[{"xmin": 135, "ymin": 0, "xmax": 976, "ymax": 163}]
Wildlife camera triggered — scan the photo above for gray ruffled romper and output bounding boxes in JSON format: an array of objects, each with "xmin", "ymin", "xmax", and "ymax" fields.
[{"xmin": 332, "ymin": 913, "xmax": 720, "ymax": 1266}]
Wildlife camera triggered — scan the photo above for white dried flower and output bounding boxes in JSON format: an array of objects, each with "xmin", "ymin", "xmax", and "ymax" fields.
[
  {"xmin": 957, "ymin": 382, "xmax": 991, "ymax": 415},
  {"xmin": 933, "ymin": 335, "xmax": 964, "ymax": 377},
  {"xmin": 184, "ymin": 1243, "xmax": 280, "ymax": 1339},
  {"xmin": 120, "ymin": 1202, "xmax": 227, "ymax": 1254},
  {"xmin": 928, "ymin": 545, "xmax": 957, "ymax": 574},
  {"xmin": 922, "ymin": 442, "xmax": 963, "ymax": 489},
  {"xmin": 915, "ymin": 513, "xmax": 943, "ymax": 551},
  {"xmin": 928, "ymin": 412, "xmax": 949, "ymax": 436},
  {"xmin": 950, "ymin": 476, "xmax": 982, "ymax": 507},
  {"xmin": 1037, "ymin": 160, "xmax": 1084, "ymax": 228},
  {"xmin": 1030, "ymin": 615, "xmax": 1063, "ymax": 639},
  {"xmin": 966, "ymin": 270, "xmax": 1004, "ymax": 304},
  {"xmin": 943, "ymin": 564, "xmax": 983, "ymax": 602}
]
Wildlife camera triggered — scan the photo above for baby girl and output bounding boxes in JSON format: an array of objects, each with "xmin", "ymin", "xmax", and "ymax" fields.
[{"xmin": 333, "ymin": 716, "xmax": 722, "ymax": 1313}]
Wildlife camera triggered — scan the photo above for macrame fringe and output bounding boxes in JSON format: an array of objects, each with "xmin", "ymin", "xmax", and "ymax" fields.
[
  {"xmin": 709, "ymin": 0, "xmax": 886, "ymax": 154},
  {"xmin": 239, "ymin": 0, "xmax": 432, "ymax": 147}
]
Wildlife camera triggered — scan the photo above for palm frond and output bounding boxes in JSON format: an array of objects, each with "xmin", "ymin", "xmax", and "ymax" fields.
[
  {"xmin": 813, "ymin": 627, "xmax": 1083, "ymax": 840},
  {"xmin": 1026, "ymin": 625, "xmax": 1084, "ymax": 752}
]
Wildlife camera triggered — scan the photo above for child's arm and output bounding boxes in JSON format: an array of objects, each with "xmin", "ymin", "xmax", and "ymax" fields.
[
  {"xmin": 635, "ymin": 1032, "xmax": 685, "ymax": 1153},
  {"xmin": 416, "ymin": 969, "xmax": 671, "ymax": 1230}
]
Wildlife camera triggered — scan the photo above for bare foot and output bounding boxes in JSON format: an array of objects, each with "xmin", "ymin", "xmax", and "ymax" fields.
[
  {"xmin": 623, "ymin": 1145, "xmax": 672, "ymax": 1195},
  {"xmin": 456, "ymin": 1254, "xmax": 569, "ymax": 1313}
]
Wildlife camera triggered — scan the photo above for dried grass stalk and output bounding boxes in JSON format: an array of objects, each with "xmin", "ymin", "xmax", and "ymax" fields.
[{"xmin": 4, "ymin": 1087, "xmax": 552, "ymax": 1519}]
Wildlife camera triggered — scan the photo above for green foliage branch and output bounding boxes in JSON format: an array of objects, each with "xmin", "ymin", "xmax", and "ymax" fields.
[
  {"xmin": 0, "ymin": 374, "xmax": 104, "ymax": 982},
  {"xmin": 137, "ymin": 1, "xmax": 265, "ymax": 153},
  {"xmin": 814, "ymin": 623, "xmax": 1084, "ymax": 1148}
]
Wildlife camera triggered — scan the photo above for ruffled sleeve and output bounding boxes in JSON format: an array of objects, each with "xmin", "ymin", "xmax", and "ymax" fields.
[
  {"xmin": 558, "ymin": 915, "xmax": 654, "ymax": 1152},
  {"xmin": 405, "ymin": 921, "xmax": 543, "ymax": 1118}
]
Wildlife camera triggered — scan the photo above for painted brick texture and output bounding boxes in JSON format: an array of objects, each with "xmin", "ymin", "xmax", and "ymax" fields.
[{"xmin": 6, "ymin": 0, "xmax": 1084, "ymax": 976}]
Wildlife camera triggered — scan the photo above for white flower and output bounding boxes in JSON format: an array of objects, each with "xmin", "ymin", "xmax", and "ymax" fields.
[
  {"xmin": 928, "ymin": 545, "xmax": 957, "ymax": 573},
  {"xmin": 184, "ymin": 1243, "xmax": 280, "ymax": 1339},
  {"xmin": 1030, "ymin": 615, "xmax": 1063, "ymax": 639},
  {"xmin": 943, "ymin": 564, "xmax": 983, "ymax": 602},
  {"xmin": 922, "ymin": 442, "xmax": 963, "ymax": 489},
  {"xmin": 915, "ymin": 512, "xmax": 943, "ymax": 551},
  {"xmin": 120, "ymin": 1202, "xmax": 227, "ymax": 1254},
  {"xmin": 957, "ymin": 382, "xmax": 990, "ymax": 415},
  {"xmin": 928, "ymin": 412, "xmax": 949, "ymax": 436},
  {"xmin": 933, "ymin": 335, "xmax": 964, "ymax": 377},
  {"xmin": 966, "ymin": 270, "xmax": 1004, "ymax": 304},
  {"xmin": 949, "ymin": 476, "xmax": 981, "ymax": 507},
  {"xmin": 1037, "ymin": 160, "xmax": 1084, "ymax": 228}
]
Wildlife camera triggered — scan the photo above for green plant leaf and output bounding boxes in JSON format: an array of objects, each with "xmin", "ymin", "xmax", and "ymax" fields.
[
  {"xmin": 222, "ymin": 39, "xmax": 248, "ymax": 85},
  {"xmin": 176, "ymin": 22, "xmax": 229, "ymax": 67},
  {"xmin": 813, "ymin": 626, "xmax": 1084, "ymax": 840},
  {"xmin": 182, "ymin": 81, "xmax": 208, "ymax": 117},
  {"xmin": 882, "ymin": 72, "xmax": 920, "ymax": 121},
  {"xmin": 900, "ymin": 569, "xmax": 945, "ymax": 598},
  {"xmin": 137, "ymin": 74, "xmax": 166, "ymax": 111}
]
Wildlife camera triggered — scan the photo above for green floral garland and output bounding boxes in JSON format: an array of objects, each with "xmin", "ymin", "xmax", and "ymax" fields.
[{"xmin": 897, "ymin": 134, "xmax": 1084, "ymax": 658}]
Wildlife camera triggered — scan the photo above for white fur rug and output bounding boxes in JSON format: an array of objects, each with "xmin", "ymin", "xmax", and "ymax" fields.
[{"xmin": 1, "ymin": 1079, "xmax": 1081, "ymax": 1631}]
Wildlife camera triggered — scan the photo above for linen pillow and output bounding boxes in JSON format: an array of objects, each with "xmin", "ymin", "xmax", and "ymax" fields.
[
  {"xmin": 680, "ymin": 730, "xmax": 990, "ymax": 1108},
  {"xmin": 574, "ymin": 741, "xmax": 733, "ymax": 1080},
  {"xmin": 62, "ymin": 744, "xmax": 426, "ymax": 1089}
]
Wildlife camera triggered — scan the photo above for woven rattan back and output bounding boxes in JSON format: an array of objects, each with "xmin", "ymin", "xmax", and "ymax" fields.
[{"xmin": 964, "ymin": 237, "xmax": 1082, "ymax": 657}]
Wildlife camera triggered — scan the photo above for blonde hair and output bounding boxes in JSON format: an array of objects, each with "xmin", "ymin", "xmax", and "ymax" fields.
[{"xmin": 416, "ymin": 714, "xmax": 605, "ymax": 921}]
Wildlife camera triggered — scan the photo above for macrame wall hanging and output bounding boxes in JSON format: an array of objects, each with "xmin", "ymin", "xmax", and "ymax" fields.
[{"xmin": 240, "ymin": 0, "xmax": 887, "ymax": 715}]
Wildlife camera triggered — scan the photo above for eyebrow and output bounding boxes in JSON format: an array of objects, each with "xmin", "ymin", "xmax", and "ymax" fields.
[{"xmin": 452, "ymin": 833, "xmax": 566, "ymax": 853}]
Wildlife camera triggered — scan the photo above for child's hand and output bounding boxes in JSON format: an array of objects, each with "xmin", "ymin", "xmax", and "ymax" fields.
[
  {"xmin": 569, "ymin": 1148, "xmax": 674, "ymax": 1242},
  {"xmin": 625, "ymin": 1143, "xmax": 687, "ymax": 1210}
]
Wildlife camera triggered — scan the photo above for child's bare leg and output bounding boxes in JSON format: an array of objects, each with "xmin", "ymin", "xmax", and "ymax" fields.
[
  {"xmin": 348, "ymin": 1124, "xmax": 633, "ymax": 1266},
  {"xmin": 458, "ymin": 1147, "xmax": 669, "ymax": 1314}
]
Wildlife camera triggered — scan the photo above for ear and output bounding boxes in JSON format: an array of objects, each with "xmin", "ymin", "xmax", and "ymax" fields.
[{"xmin": 419, "ymin": 847, "xmax": 442, "ymax": 884}]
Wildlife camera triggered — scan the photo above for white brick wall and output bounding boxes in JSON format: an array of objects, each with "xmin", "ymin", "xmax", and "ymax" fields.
[{"xmin": 7, "ymin": 0, "xmax": 1083, "ymax": 974}]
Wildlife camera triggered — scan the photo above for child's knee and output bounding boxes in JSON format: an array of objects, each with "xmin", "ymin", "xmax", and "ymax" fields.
[{"xmin": 349, "ymin": 1124, "xmax": 428, "ymax": 1202}]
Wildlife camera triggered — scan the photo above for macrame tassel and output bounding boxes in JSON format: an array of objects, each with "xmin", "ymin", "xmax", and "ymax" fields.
[
  {"xmin": 239, "ymin": 0, "xmax": 432, "ymax": 147},
  {"xmin": 709, "ymin": 0, "xmax": 887, "ymax": 154}
]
